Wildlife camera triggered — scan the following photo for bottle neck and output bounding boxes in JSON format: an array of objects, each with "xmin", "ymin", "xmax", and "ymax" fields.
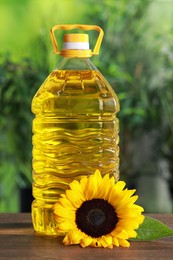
[{"xmin": 56, "ymin": 57, "xmax": 97, "ymax": 71}]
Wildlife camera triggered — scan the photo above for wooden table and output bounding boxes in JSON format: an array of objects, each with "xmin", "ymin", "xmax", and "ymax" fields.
[{"xmin": 0, "ymin": 214, "xmax": 173, "ymax": 260}]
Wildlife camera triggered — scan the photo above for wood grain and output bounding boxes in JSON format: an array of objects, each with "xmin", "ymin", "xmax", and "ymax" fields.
[{"xmin": 0, "ymin": 213, "xmax": 173, "ymax": 260}]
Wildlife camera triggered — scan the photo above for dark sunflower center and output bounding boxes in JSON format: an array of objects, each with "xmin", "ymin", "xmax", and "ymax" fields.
[
  {"xmin": 87, "ymin": 208, "xmax": 105, "ymax": 226},
  {"xmin": 75, "ymin": 198, "xmax": 118, "ymax": 238}
]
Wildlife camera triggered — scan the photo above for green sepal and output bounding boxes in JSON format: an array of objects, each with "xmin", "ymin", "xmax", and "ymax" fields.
[{"xmin": 131, "ymin": 216, "xmax": 173, "ymax": 241}]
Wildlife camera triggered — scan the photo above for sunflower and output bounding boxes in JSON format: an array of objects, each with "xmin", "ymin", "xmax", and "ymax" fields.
[{"xmin": 53, "ymin": 170, "xmax": 144, "ymax": 248}]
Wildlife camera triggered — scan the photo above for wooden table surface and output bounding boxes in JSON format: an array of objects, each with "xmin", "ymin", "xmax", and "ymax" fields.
[{"xmin": 0, "ymin": 213, "xmax": 173, "ymax": 260}]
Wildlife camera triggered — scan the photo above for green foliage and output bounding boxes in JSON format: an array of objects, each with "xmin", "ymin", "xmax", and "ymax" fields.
[
  {"xmin": 0, "ymin": 55, "xmax": 47, "ymax": 212},
  {"xmin": 1, "ymin": 0, "xmax": 173, "ymax": 212},
  {"xmin": 0, "ymin": 162, "xmax": 20, "ymax": 212},
  {"xmin": 0, "ymin": 0, "xmax": 87, "ymax": 212},
  {"xmin": 84, "ymin": 0, "xmax": 173, "ymax": 184},
  {"xmin": 85, "ymin": 0, "xmax": 158, "ymax": 132},
  {"xmin": 132, "ymin": 216, "xmax": 173, "ymax": 241},
  {"xmin": 0, "ymin": 0, "xmax": 86, "ymax": 60}
]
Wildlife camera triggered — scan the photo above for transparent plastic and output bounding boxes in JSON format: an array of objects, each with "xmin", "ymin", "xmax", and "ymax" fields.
[{"xmin": 31, "ymin": 58, "xmax": 120, "ymax": 235}]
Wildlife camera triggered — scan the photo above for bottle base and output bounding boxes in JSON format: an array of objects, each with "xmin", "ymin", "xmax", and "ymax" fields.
[{"xmin": 32, "ymin": 200, "xmax": 58, "ymax": 235}]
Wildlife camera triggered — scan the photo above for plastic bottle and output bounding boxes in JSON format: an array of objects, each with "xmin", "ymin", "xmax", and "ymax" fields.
[{"xmin": 31, "ymin": 24, "xmax": 120, "ymax": 235}]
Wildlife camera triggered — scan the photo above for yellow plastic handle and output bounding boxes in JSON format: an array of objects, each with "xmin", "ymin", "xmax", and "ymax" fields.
[{"xmin": 50, "ymin": 24, "xmax": 104, "ymax": 55}]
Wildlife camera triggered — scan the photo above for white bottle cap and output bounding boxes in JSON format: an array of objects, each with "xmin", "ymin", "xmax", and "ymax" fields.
[{"xmin": 63, "ymin": 34, "xmax": 90, "ymax": 50}]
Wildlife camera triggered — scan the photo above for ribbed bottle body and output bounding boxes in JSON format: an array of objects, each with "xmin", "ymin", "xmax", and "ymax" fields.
[{"xmin": 32, "ymin": 65, "xmax": 119, "ymax": 235}]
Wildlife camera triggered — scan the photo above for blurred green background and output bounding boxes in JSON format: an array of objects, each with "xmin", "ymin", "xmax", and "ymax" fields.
[{"xmin": 1, "ymin": 0, "xmax": 173, "ymax": 213}]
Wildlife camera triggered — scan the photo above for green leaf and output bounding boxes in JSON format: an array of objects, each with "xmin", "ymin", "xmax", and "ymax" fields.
[{"xmin": 131, "ymin": 216, "xmax": 173, "ymax": 241}]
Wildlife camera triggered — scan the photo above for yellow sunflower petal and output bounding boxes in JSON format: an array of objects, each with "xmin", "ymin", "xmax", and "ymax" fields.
[
  {"xmin": 53, "ymin": 170, "xmax": 144, "ymax": 249},
  {"xmin": 68, "ymin": 228, "xmax": 85, "ymax": 244},
  {"xmin": 59, "ymin": 197, "xmax": 75, "ymax": 209},
  {"xmin": 127, "ymin": 194, "xmax": 139, "ymax": 204},
  {"xmin": 112, "ymin": 237, "xmax": 119, "ymax": 247},
  {"xmin": 115, "ymin": 195, "xmax": 139, "ymax": 211},
  {"xmin": 108, "ymin": 181, "xmax": 126, "ymax": 203},
  {"xmin": 102, "ymin": 173, "xmax": 110, "ymax": 181},
  {"xmin": 117, "ymin": 215, "xmax": 144, "ymax": 229},
  {"xmin": 130, "ymin": 204, "xmax": 144, "ymax": 212},
  {"xmin": 66, "ymin": 189, "xmax": 84, "ymax": 208},
  {"xmin": 117, "ymin": 230, "xmax": 129, "ymax": 239},
  {"xmin": 60, "ymin": 194, "xmax": 66, "ymax": 198},
  {"xmin": 110, "ymin": 175, "xmax": 116, "ymax": 186},
  {"xmin": 115, "ymin": 181, "xmax": 126, "ymax": 192},
  {"xmin": 102, "ymin": 235, "xmax": 113, "ymax": 246},
  {"xmin": 79, "ymin": 176, "xmax": 88, "ymax": 192},
  {"xmin": 94, "ymin": 169, "xmax": 102, "ymax": 181},
  {"xmin": 69, "ymin": 179, "xmax": 83, "ymax": 192},
  {"xmin": 98, "ymin": 178, "xmax": 112, "ymax": 200},
  {"xmin": 113, "ymin": 190, "xmax": 137, "ymax": 207},
  {"xmin": 54, "ymin": 204, "xmax": 75, "ymax": 219},
  {"xmin": 116, "ymin": 218, "xmax": 142, "ymax": 230},
  {"xmin": 118, "ymin": 238, "xmax": 130, "ymax": 248},
  {"xmin": 122, "ymin": 188, "xmax": 136, "ymax": 197},
  {"xmin": 127, "ymin": 229, "xmax": 137, "ymax": 238},
  {"xmin": 58, "ymin": 220, "xmax": 76, "ymax": 232},
  {"xmin": 100, "ymin": 238, "xmax": 109, "ymax": 248},
  {"xmin": 91, "ymin": 239, "xmax": 102, "ymax": 247},
  {"xmin": 80, "ymin": 235, "xmax": 93, "ymax": 248},
  {"xmin": 118, "ymin": 189, "xmax": 137, "ymax": 202},
  {"xmin": 84, "ymin": 173, "xmax": 98, "ymax": 200},
  {"xmin": 63, "ymin": 235, "xmax": 70, "ymax": 245},
  {"xmin": 138, "ymin": 214, "xmax": 145, "ymax": 224},
  {"xmin": 118, "ymin": 207, "xmax": 144, "ymax": 218}
]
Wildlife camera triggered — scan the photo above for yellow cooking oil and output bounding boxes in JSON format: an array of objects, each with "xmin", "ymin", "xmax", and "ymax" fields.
[{"xmin": 31, "ymin": 25, "xmax": 120, "ymax": 235}]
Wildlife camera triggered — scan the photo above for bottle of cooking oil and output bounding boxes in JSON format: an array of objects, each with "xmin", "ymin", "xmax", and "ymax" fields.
[{"xmin": 31, "ymin": 24, "xmax": 120, "ymax": 235}]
